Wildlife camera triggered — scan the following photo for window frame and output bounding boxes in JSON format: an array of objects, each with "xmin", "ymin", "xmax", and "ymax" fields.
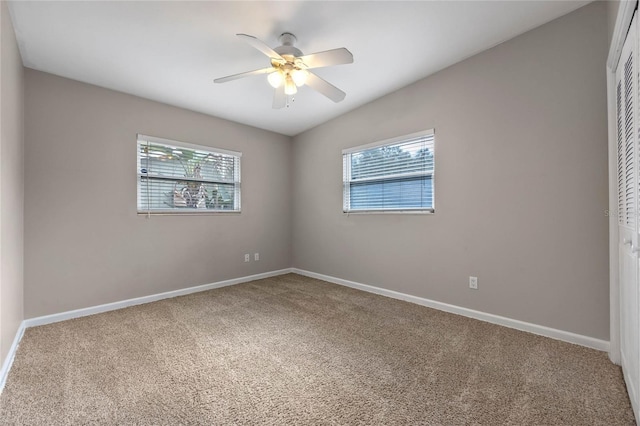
[
  {"xmin": 342, "ymin": 129, "xmax": 435, "ymax": 214},
  {"xmin": 137, "ymin": 134, "xmax": 242, "ymax": 216}
]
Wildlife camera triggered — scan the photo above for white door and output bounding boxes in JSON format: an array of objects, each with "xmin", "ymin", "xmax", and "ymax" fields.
[{"xmin": 617, "ymin": 12, "xmax": 640, "ymax": 419}]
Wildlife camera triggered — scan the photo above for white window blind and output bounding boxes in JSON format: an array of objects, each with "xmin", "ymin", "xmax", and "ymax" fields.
[
  {"xmin": 342, "ymin": 130, "xmax": 435, "ymax": 213},
  {"xmin": 137, "ymin": 135, "xmax": 241, "ymax": 214}
]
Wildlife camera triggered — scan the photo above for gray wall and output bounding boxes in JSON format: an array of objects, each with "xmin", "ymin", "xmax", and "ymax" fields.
[
  {"xmin": 292, "ymin": 2, "xmax": 610, "ymax": 339},
  {"xmin": 1, "ymin": 1, "xmax": 24, "ymax": 363},
  {"xmin": 24, "ymin": 70, "xmax": 291, "ymax": 318},
  {"xmin": 20, "ymin": 2, "xmax": 612, "ymax": 343}
]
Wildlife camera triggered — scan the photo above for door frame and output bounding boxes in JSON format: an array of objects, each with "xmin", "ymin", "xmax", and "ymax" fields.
[{"xmin": 608, "ymin": 0, "xmax": 638, "ymax": 365}]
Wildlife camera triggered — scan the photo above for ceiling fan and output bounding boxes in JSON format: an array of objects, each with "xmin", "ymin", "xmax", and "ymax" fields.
[{"xmin": 214, "ymin": 33, "xmax": 353, "ymax": 109}]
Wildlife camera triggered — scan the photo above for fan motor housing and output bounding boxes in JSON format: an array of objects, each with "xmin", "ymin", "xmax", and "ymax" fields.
[
  {"xmin": 275, "ymin": 32, "xmax": 303, "ymax": 58},
  {"xmin": 274, "ymin": 45, "xmax": 303, "ymax": 58}
]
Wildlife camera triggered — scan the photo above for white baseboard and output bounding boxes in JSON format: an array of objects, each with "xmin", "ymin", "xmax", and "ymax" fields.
[
  {"xmin": 3, "ymin": 267, "xmax": 608, "ymax": 397},
  {"xmin": 0, "ymin": 320, "xmax": 26, "ymax": 393},
  {"xmin": 24, "ymin": 268, "xmax": 293, "ymax": 328},
  {"xmin": 292, "ymin": 268, "xmax": 610, "ymax": 352}
]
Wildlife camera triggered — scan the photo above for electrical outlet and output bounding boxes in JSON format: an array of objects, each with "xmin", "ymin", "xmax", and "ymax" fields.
[
  {"xmin": 254, "ymin": 253, "xmax": 259, "ymax": 261},
  {"xmin": 469, "ymin": 276, "xmax": 478, "ymax": 290},
  {"xmin": 244, "ymin": 254, "xmax": 250, "ymax": 262}
]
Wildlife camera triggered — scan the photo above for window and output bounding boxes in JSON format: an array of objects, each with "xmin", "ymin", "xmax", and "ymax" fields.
[
  {"xmin": 342, "ymin": 130, "xmax": 434, "ymax": 213},
  {"xmin": 137, "ymin": 135, "xmax": 241, "ymax": 214}
]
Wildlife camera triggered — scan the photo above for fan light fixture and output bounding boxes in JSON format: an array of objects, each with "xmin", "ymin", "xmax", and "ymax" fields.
[{"xmin": 267, "ymin": 68, "xmax": 309, "ymax": 91}]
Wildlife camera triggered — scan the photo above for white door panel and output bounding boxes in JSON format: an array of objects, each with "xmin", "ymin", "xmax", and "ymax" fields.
[
  {"xmin": 617, "ymin": 11, "xmax": 640, "ymax": 421},
  {"xmin": 620, "ymin": 229, "xmax": 638, "ymax": 412}
]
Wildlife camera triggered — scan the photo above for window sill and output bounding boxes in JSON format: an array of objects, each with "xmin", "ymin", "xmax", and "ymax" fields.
[
  {"xmin": 137, "ymin": 210, "xmax": 241, "ymax": 216},
  {"xmin": 343, "ymin": 209, "xmax": 434, "ymax": 215}
]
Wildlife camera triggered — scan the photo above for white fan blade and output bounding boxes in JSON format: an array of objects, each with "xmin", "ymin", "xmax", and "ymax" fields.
[
  {"xmin": 273, "ymin": 84, "xmax": 286, "ymax": 109},
  {"xmin": 214, "ymin": 67, "xmax": 275, "ymax": 84},
  {"xmin": 298, "ymin": 48, "xmax": 353, "ymax": 69},
  {"xmin": 237, "ymin": 34, "xmax": 284, "ymax": 61},
  {"xmin": 306, "ymin": 72, "xmax": 346, "ymax": 103}
]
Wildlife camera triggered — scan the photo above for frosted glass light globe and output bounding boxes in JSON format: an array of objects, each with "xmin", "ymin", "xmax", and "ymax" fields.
[
  {"xmin": 291, "ymin": 69, "xmax": 308, "ymax": 87},
  {"xmin": 268, "ymin": 71, "xmax": 284, "ymax": 88},
  {"xmin": 284, "ymin": 76, "xmax": 298, "ymax": 95}
]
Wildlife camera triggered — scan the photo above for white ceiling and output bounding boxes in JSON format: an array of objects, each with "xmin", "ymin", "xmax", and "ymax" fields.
[{"xmin": 8, "ymin": 1, "xmax": 591, "ymax": 136}]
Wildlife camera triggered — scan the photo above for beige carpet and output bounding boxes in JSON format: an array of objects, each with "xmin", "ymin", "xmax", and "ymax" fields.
[{"xmin": 0, "ymin": 273, "xmax": 634, "ymax": 425}]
